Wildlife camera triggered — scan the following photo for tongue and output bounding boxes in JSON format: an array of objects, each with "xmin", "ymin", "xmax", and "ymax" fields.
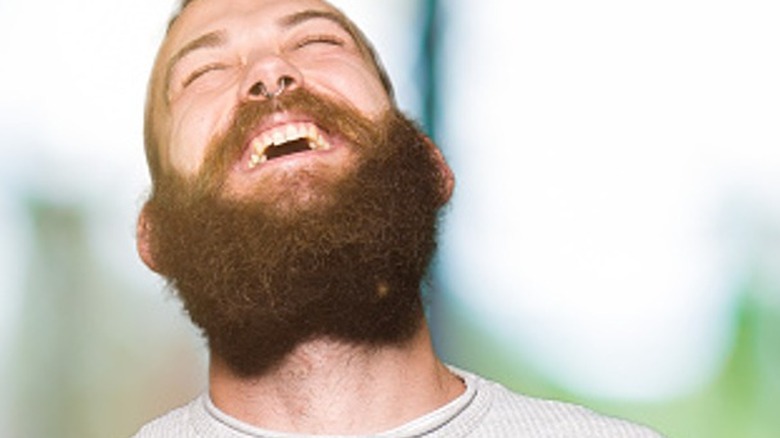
[{"xmin": 265, "ymin": 138, "xmax": 311, "ymax": 161}]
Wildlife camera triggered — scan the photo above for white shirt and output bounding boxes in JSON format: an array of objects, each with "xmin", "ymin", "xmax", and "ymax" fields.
[{"xmin": 133, "ymin": 368, "xmax": 665, "ymax": 437}]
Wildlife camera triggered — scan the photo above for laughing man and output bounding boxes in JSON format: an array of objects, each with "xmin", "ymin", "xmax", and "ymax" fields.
[{"xmin": 133, "ymin": 0, "xmax": 664, "ymax": 436}]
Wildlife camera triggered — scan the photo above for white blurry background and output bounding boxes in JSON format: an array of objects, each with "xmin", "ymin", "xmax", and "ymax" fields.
[
  {"xmin": 439, "ymin": 0, "xmax": 780, "ymax": 400},
  {"xmin": 0, "ymin": 1, "xmax": 778, "ymax": 437}
]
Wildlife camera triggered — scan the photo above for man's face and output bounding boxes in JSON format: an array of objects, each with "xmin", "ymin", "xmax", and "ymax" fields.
[
  {"xmin": 140, "ymin": 0, "xmax": 453, "ymax": 377},
  {"xmin": 151, "ymin": 0, "xmax": 392, "ymax": 194}
]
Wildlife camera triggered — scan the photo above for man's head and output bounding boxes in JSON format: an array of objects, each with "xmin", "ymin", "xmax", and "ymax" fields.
[
  {"xmin": 144, "ymin": 0, "xmax": 396, "ymax": 186},
  {"xmin": 138, "ymin": 0, "xmax": 454, "ymax": 377}
]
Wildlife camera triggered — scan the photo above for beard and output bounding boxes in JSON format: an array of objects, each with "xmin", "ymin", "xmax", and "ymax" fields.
[{"xmin": 144, "ymin": 89, "xmax": 448, "ymax": 377}]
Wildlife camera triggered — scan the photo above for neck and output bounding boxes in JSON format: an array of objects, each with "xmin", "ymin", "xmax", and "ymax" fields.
[{"xmin": 208, "ymin": 322, "xmax": 465, "ymax": 435}]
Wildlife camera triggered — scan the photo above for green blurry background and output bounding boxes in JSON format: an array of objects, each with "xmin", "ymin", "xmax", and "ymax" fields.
[{"xmin": 1, "ymin": 1, "xmax": 778, "ymax": 437}]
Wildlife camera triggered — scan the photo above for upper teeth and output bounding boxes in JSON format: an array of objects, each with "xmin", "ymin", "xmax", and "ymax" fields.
[{"xmin": 248, "ymin": 122, "xmax": 331, "ymax": 169}]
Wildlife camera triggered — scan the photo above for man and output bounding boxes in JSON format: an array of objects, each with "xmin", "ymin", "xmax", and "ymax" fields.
[{"xmin": 134, "ymin": 0, "xmax": 664, "ymax": 436}]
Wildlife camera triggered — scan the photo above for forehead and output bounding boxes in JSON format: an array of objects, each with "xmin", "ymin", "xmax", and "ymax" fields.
[{"xmin": 164, "ymin": 0, "xmax": 344, "ymax": 54}]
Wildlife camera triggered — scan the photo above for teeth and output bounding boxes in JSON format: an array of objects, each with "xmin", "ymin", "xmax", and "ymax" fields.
[
  {"xmin": 251, "ymin": 138, "xmax": 264, "ymax": 153},
  {"xmin": 246, "ymin": 122, "xmax": 333, "ymax": 169},
  {"xmin": 248, "ymin": 152, "xmax": 261, "ymax": 169},
  {"xmin": 285, "ymin": 125, "xmax": 298, "ymax": 140},
  {"xmin": 272, "ymin": 131, "xmax": 285, "ymax": 145},
  {"xmin": 319, "ymin": 133, "xmax": 331, "ymax": 150}
]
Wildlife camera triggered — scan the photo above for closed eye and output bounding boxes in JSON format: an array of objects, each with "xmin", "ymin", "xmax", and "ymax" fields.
[
  {"xmin": 294, "ymin": 34, "xmax": 346, "ymax": 50},
  {"xmin": 182, "ymin": 63, "xmax": 227, "ymax": 89}
]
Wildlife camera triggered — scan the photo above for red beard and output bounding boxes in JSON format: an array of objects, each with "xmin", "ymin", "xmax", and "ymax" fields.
[{"xmin": 144, "ymin": 90, "xmax": 448, "ymax": 377}]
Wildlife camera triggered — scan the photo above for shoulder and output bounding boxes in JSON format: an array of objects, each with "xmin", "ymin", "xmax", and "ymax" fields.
[
  {"xmin": 131, "ymin": 397, "xmax": 199, "ymax": 438},
  {"xmin": 459, "ymin": 369, "xmax": 666, "ymax": 437}
]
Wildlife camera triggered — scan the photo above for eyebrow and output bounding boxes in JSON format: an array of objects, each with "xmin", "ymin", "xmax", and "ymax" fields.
[
  {"xmin": 164, "ymin": 30, "xmax": 226, "ymax": 98},
  {"xmin": 280, "ymin": 10, "xmax": 361, "ymax": 45}
]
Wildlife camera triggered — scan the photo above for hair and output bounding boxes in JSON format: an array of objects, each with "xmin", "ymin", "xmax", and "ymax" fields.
[
  {"xmin": 143, "ymin": 0, "xmax": 396, "ymax": 185},
  {"xmin": 144, "ymin": 90, "xmax": 443, "ymax": 376}
]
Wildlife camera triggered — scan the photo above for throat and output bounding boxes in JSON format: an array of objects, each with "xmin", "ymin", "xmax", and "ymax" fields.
[{"xmin": 208, "ymin": 333, "xmax": 464, "ymax": 435}]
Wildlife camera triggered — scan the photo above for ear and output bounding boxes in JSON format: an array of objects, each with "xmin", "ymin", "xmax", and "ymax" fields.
[
  {"xmin": 136, "ymin": 203, "xmax": 160, "ymax": 273},
  {"xmin": 422, "ymin": 135, "xmax": 455, "ymax": 205}
]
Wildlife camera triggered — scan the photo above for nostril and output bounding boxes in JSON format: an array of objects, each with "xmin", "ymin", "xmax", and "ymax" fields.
[
  {"xmin": 265, "ymin": 76, "xmax": 294, "ymax": 98},
  {"xmin": 278, "ymin": 76, "xmax": 294, "ymax": 89},
  {"xmin": 247, "ymin": 76, "xmax": 294, "ymax": 100},
  {"xmin": 249, "ymin": 81, "xmax": 267, "ymax": 97}
]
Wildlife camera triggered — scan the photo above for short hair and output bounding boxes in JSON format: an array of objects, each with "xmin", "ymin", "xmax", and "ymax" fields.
[{"xmin": 144, "ymin": 0, "xmax": 395, "ymax": 184}]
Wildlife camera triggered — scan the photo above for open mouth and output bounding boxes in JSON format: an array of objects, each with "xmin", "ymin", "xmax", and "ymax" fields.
[{"xmin": 247, "ymin": 122, "xmax": 333, "ymax": 169}]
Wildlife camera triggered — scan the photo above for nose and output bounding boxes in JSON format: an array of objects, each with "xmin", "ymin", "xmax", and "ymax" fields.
[{"xmin": 241, "ymin": 54, "xmax": 303, "ymax": 101}]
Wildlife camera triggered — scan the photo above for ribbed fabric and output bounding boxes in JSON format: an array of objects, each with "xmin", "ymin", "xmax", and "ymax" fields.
[{"xmin": 133, "ymin": 368, "xmax": 665, "ymax": 437}]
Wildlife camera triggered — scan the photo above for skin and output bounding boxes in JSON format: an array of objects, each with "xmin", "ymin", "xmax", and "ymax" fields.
[
  {"xmin": 151, "ymin": 0, "xmax": 391, "ymax": 179},
  {"xmin": 139, "ymin": 0, "xmax": 463, "ymax": 434}
]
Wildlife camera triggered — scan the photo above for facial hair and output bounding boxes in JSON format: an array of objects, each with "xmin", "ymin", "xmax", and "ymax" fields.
[{"xmin": 144, "ymin": 90, "xmax": 448, "ymax": 378}]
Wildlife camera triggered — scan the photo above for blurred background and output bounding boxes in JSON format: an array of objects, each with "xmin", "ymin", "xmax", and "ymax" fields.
[{"xmin": 1, "ymin": 0, "xmax": 778, "ymax": 436}]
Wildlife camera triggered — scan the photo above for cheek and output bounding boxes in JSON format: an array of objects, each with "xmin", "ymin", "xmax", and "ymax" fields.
[
  {"xmin": 303, "ymin": 63, "xmax": 390, "ymax": 118},
  {"xmin": 166, "ymin": 94, "xmax": 235, "ymax": 176}
]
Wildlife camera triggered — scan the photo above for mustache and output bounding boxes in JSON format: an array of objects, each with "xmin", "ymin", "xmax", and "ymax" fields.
[{"xmin": 193, "ymin": 89, "xmax": 382, "ymax": 196}]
